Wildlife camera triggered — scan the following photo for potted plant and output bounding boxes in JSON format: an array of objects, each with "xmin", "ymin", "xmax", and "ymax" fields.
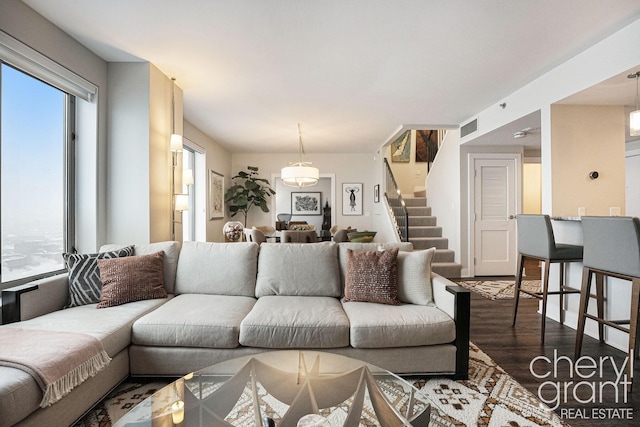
[{"xmin": 224, "ymin": 166, "xmax": 276, "ymax": 227}]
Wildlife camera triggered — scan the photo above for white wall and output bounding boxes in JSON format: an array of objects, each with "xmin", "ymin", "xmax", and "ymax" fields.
[
  {"xmin": 426, "ymin": 131, "xmax": 461, "ymax": 264},
  {"xmin": 106, "ymin": 63, "xmax": 181, "ymax": 244}
]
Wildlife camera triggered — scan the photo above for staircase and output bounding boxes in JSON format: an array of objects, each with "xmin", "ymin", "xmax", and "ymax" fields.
[{"xmin": 404, "ymin": 196, "xmax": 462, "ymax": 278}]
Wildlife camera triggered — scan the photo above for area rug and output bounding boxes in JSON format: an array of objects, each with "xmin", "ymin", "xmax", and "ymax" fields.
[
  {"xmin": 456, "ymin": 279, "xmax": 541, "ymax": 300},
  {"xmin": 74, "ymin": 343, "xmax": 565, "ymax": 427}
]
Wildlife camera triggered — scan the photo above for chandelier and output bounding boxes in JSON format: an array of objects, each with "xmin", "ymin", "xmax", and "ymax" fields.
[{"xmin": 281, "ymin": 123, "xmax": 319, "ymax": 188}]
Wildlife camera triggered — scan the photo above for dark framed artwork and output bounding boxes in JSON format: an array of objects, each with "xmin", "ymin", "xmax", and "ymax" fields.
[
  {"xmin": 292, "ymin": 192, "xmax": 322, "ymax": 215},
  {"xmin": 373, "ymin": 184, "xmax": 380, "ymax": 203},
  {"xmin": 415, "ymin": 129, "xmax": 439, "ymax": 163},
  {"xmin": 342, "ymin": 183, "xmax": 363, "ymax": 215},
  {"xmin": 208, "ymin": 170, "xmax": 224, "ymax": 220},
  {"xmin": 391, "ymin": 130, "xmax": 411, "ymax": 162}
]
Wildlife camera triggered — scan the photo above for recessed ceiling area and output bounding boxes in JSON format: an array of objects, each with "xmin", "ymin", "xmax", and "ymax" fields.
[{"xmin": 21, "ymin": 0, "xmax": 640, "ymax": 154}]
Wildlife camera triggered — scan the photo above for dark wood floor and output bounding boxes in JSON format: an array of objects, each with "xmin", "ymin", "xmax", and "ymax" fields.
[{"xmin": 467, "ymin": 263, "xmax": 639, "ymax": 426}]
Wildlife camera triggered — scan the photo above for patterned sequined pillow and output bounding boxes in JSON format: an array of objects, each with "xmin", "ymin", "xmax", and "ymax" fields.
[
  {"xmin": 63, "ymin": 246, "xmax": 134, "ymax": 307},
  {"xmin": 96, "ymin": 251, "xmax": 167, "ymax": 308},
  {"xmin": 342, "ymin": 248, "xmax": 400, "ymax": 305}
]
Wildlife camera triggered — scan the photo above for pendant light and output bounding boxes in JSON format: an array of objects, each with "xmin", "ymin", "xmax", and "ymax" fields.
[
  {"xmin": 170, "ymin": 77, "xmax": 183, "ymax": 152},
  {"xmin": 629, "ymin": 71, "xmax": 640, "ymax": 137},
  {"xmin": 281, "ymin": 123, "xmax": 319, "ymax": 188}
]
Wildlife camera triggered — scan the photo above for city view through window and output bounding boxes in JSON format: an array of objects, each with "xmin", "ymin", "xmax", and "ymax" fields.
[{"xmin": 1, "ymin": 64, "xmax": 67, "ymax": 285}]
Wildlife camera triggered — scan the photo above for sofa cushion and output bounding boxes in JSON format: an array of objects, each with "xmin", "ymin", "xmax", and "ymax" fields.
[
  {"xmin": 343, "ymin": 248, "xmax": 400, "ymax": 305},
  {"xmin": 100, "ymin": 241, "xmax": 181, "ymax": 294},
  {"xmin": 240, "ymin": 296, "xmax": 350, "ymax": 348},
  {"xmin": 337, "ymin": 242, "xmax": 413, "ymax": 290},
  {"xmin": 132, "ymin": 294, "xmax": 256, "ymax": 349},
  {"xmin": 175, "ymin": 241, "xmax": 258, "ymax": 296},
  {"xmin": 397, "ymin": 248, "xmax": 436, "ymax": 305},
  {"xmin": 2, "ymin": 298, "xmax": 170, "ymax": 357},
  {"xmin": 255, "ymin": 243, "xmax": 341, "ymax": 297},
  {"xmin": 341, "ymin": 302, "xmax": 455, "ymax": 348},
  {"xmin": 63, "ymin": 246, "xmax": 134, "ymax": 307},
  {"xmin": 97, "ymin": 251, "xmax": 168, "ymax": 308}
]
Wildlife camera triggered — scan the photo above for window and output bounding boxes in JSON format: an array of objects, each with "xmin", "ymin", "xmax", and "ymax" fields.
[
  {"xmin": 182, "ymin": 142, "xmax": 206, "ymax": 242},
  {"xmin": 0, "ymin": 63, "xmax": 75, "ymax": 288}
]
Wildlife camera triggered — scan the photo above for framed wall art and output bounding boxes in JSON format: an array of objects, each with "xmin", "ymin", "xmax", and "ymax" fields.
[
  {"xmin": 292, "ymin": 192, "xmax": 322, "ymax": 215},
  {"xmin": 208, "ymin": 170, "xmax": 224, "ymax": 220},
  {"xmin": 391, "ymin": 130, "xmax": 411, "ymax": 162},
  {"xmin": 342, "ymin": 183, "xmax": 363, "ymax": 215},
  {"xmin": 373, "ymin": 184, "xmax": 380, "ymax": 203}
]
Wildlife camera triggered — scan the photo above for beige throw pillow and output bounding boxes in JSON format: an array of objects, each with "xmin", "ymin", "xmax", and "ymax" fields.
[{"xmin": 396, "ymin": 248, "xmax": 436, "ymax": 305}]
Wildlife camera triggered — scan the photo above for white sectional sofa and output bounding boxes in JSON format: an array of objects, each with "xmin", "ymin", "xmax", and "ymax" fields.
[{"xmin": 0, "ymin": 240, "xmax": 469, "ymax": 427}]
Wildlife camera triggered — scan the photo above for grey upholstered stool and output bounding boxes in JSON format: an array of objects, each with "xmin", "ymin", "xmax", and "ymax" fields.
[
  {"xmin": 575, "ymin": 216, "xmax": 640, "ymax": 389},
  {"xmin": 512, "ymin": 214, "xmax": 583, "ymax": 343}
]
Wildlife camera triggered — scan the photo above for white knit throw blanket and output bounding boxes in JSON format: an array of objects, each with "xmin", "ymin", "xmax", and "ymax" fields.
[{"xmin": 0, "ymin": 327, "xmax": 111, "ymax": 407}]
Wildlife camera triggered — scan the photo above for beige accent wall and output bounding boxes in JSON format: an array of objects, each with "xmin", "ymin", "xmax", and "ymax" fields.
[
  {"xmin": 550, "ymin": 105, "xmax": 626, "ymax": 217},
  {"xmin": 385, "ymin": 130, "xmax": 429, "ymax": 195},
  {"xmin": 522, "ymin": 163, "xmax": 542, "ymax": 214}
]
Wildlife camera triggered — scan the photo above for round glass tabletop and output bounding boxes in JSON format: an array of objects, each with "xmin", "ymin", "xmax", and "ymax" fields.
[{"xmin": 114, "ymin": 350, "xmax": 433, "ymax": 427}]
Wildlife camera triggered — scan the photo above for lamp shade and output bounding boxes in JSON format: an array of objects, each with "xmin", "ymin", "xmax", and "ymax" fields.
[
  {"xmin": 281, "ymin": 162, "xmax": 319, "ymax": 188},
  {"xmin": 175, "ymin": 194, "xmax": 189, "ymax": 211},
  {"xmin": 170, "ymin": 134, "xmax": 183, "ymax": 152},
  {"xmin": 182, "ymin": 168, "xmax": 194, "ymax": 186},
  {"xmin": 631, "ymin": 110, "xmax": 640, "ymax": 136}
]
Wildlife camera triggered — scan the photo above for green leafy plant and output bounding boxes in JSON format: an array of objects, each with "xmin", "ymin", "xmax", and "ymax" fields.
[{"xmin": 224, "ymin": 166, "xmax": 276, "ymax": 225}]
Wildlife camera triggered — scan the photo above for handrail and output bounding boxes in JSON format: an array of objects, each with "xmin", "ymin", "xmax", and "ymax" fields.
[{"xmin": 383, "ymin": 158, "xmax": 409, "ymax": 242}]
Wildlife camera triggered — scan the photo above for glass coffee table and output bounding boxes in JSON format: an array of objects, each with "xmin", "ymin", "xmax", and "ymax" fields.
[{"xmin": 114, "ymin": 351, "xmax": 433, "ymax": 426}]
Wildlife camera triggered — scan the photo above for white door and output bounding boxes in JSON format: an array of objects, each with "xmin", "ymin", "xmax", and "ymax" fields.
[{"xmin": 473, "ymin": 157, "xmax": 519, "ymax": 276}]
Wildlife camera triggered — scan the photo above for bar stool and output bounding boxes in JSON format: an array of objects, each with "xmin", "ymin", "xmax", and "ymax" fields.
[
  {"xmin": 575, "ymin": 216, "xmax": 640, "ymax": 388},
  {"xmin": 512, "ymin": 214, "xmax": 583, "ymax": 343}
]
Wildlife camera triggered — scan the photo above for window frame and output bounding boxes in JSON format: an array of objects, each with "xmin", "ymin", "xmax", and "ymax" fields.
[{"xmin": 0, "ymin": 58, "xmax": 78, "ymax": 290}]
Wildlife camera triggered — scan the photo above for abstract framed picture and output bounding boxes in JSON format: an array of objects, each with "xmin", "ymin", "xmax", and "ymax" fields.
[
  {"xmin": 292, "ymin": 192, "xmax": 322, "ymax": 215},
  {"xmin": 391, "ymin": 130, "xmax": 411, "ymax": 162},
  {"xmin": 373, "ymin": 184, "xmax": 380, "ymax": 203},
  {"xmin": 342, "ymin": 183, "xmax": 363, "ymax": 215},
  {"xmin": 208, "ymin": 170, "xmax": 224, "ymax": 220}
]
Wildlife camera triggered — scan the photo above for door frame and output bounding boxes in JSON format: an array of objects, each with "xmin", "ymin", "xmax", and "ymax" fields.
[{"xmin": 467, "ymin": 152, "xmax": 522, "ymax": 277}]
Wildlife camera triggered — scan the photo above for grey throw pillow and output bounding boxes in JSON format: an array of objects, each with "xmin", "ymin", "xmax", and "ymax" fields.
[{"xmin": 63, "ymin": 246, "xmax": 134, "ymax": 307}]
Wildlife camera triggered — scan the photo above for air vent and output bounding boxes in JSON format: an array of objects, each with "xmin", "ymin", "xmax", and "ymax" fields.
[{"xmin": 461, "ymin": 119, "xmax": 478, "ymax": 138}]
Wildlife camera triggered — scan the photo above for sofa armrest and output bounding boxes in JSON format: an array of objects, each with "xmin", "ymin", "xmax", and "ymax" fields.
[
  {"xmin": 431, "ymin": 273, "xmax": 470, "ymax": 380},
  {"xmin": 1, "ymin": 273, "xmax": 69, "ymax": 324}
]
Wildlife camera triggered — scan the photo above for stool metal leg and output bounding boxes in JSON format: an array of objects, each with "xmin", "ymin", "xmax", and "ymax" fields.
[
  {"xmin": 540, "ymin": 259, "xmax": 551, "ymax": 344},
  {"xmin": 559, "ymin": 262, "xmax": 565, "ymax": 325},
  {"xmin": 628, "ymin": 278, "xmax": 640, "ymax": 388},
  {"xmin": 512, "ymin": 253, "xmax": 525, "ymax": 327},
  {"xmin": 595, "ymin": 273, "xmax": 605, "ymax": 343},
  {"xmin": 575, "ymin": 267, "xmax": 592, "ymax": 359}
]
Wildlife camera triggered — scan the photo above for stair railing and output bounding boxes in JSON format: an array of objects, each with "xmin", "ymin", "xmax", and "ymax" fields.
[{"xmin": 383, "ymin": 158, "xmax": 409, "ymax": 242}]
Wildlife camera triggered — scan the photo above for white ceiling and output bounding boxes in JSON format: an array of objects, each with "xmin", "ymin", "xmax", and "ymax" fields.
[{"xmin": 23, "ymin": 0, "xmax": 640, "ymax": 153}]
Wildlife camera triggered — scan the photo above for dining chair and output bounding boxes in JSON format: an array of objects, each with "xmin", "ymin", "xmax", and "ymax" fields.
[
  {"xmin": 512, "ymin": 214, "xmax": 583, "ymax": 343},
  {"xmin": 245, "ymin": 228, "xmax": 266, "ymax": 245},
  {"xmin": 280, "ymin": 230, "xmax": 317, "ymax": 243},
  {"xmin": 575, "ymin": 216, "xmax": 640, "ymax": 389}
]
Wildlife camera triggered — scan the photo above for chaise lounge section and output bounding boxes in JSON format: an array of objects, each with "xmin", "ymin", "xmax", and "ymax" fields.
[{"xmin": 0, "ymin": 240, "xmax": 469, "ymax": 427}]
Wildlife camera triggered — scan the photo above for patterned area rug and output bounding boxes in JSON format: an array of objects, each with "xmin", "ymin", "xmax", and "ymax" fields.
[
  {"xmin": 74, "ymin": 343, "xmax": 566, "ymax": 427},
  {"xmin": 456, "ymin": 279, "xmax": 541, "ymax": 300}
]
